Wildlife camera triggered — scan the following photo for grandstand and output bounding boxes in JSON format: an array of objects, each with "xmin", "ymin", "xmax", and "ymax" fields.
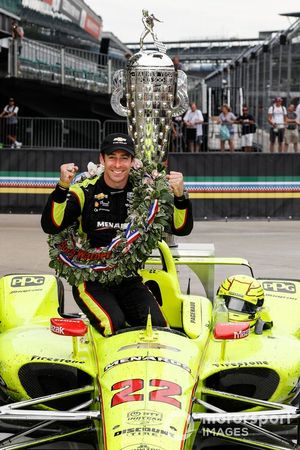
[
  {"xmin": 126, "ymin": 37, "xmax": 265, "ymax": 78},
  {"xmin": 0, "ymin": 0, "xmax": 128, "ymax": 120}
]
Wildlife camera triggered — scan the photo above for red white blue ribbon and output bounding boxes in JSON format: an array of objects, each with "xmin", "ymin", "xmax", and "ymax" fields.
[{"xmin": 57, "ymin": 200, "xmax": 159, "ymax": 272}]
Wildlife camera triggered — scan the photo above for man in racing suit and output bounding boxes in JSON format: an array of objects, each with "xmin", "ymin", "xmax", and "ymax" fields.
[{"xmin": 41, "ymin": 133, "xmax": 193, "ymax": 335}]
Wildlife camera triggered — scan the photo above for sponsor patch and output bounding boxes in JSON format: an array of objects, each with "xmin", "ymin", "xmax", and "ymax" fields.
[
  {"xmin": 212, "ymin": 360, "xmax": 269, "ymax": 368},
  {"xmin": 10, "ymin": 276, "xmax": 45, "ymax": 288},
  {"xmin": 262, "ymin": 281, "xmax": 296, "ymax": 293},
  {"xmin": 31, "ymin": 355, "xmax": 85, "ymax": 364},
  {"xmin": 233, "ymin": 328, "xmax": 250, "ymax": 339},
  {"xmin": 94, "ymin": 193, "xmax": 106, "ymax": 200},
  {"xmin": 114, "ymin": 427, "xmax": 174, "ymax": 438},
  {"xmin": 104, "ymin": 356, "xmax": 191, "ymax": 373},
  {"xmin": 96, "ymin": 221, "xmax": 126, "ymax": 229},
  {"xmin": 50, "ymin": 324, "xmax": 65, "ymax": 335},
  {"xmin": 127, "ymin": 410, "xmax": 163, "ymax": 425}
]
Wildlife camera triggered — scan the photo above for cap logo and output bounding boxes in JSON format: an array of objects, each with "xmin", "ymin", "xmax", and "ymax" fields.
[{"xmin": 113, "ymin": 137, "xmax": 127, "ymax": 144}]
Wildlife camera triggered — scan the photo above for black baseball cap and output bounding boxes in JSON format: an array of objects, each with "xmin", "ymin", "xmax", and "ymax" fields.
[{"xmin": 101, "ymin": 133, "xmax": 135, "ymax": 157}]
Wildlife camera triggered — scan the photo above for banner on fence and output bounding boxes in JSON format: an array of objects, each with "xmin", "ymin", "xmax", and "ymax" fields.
[{"xmin": 1, "ymin": 150, "xmax": 300, "ymax": 218}]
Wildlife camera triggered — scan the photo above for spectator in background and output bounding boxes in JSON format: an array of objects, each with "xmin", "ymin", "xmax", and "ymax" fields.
[
  {"xmin": 284, "ymin": 103, "xmax": 299, "ymax": 153},
  {"xmin": 236, "ymin": 105, "xmax": 256, "ymax": 152},
  {"xmin": 295, "ymin": 101, "xmax": 300, "ymax": 123},
  {"xmin": 172, "ymin": 55, "xmax": 183, "ymax": 71},
  {"xmin": 170, "ymin": 114, "xmax": 185, "ymax": 152},
  {"xmin": 11, "ymin": 20, "xmax": 24, "ymax": 56},
  {"xmin": 183, "ymin": 102, "xmax": 204, "ymax": 152},
  {"xmin": 217, "ymin": 104, "xmax": 236, "ymax": 152},
  {"xmin": 267, "ymin": 97, "xmax": 287, "ymax": 153},
  {"xmin": 0, "ymin": 98, "xmax": 22, "ymax": 148},
  {"xmin": 296, "ymin": 100, "xmax": 300, "ymax": 145}
]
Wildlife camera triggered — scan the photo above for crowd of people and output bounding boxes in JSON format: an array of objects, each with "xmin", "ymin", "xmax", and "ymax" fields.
[
  {"xmin": 2, "ymin": 93, "xmax": 300, "ymax": 153},
  {"xmin": 267, "ymin": 96, "xmax": 300, "ymax": 153},
  {"xmin": 170, "ymin": 97, "xmax": 300, "ymax": 153}
]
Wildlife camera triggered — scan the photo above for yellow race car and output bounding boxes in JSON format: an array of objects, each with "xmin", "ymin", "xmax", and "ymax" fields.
[{"xmin": 0, "ymin": 241, "xmax": 299, "ymax": 450}]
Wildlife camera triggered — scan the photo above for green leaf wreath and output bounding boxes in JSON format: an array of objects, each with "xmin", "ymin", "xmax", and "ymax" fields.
[{"xmin": 48, "ymin": 161, "xmax": 173, "ymax": 286}]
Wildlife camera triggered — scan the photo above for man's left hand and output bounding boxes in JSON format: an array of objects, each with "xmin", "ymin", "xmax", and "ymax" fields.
[{"xmin": 166, "ymin": 171, "xmax": 184, "ymax": 197}]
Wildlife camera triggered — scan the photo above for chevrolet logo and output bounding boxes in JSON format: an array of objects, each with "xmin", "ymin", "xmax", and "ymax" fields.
[{"xmin": 113, "ymin": 137, "xmax": 127, "ymax": 143}]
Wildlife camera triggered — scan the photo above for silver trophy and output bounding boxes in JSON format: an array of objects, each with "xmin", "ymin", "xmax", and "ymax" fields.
[{"xmin": 111, "ymin": 10, "xmax": 189, "ymax": 162}]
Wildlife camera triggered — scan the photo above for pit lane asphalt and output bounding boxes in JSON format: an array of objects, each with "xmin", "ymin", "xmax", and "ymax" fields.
[{"xmin": 1, "ymin": 214, "xmax": 300, "ymax": 308}]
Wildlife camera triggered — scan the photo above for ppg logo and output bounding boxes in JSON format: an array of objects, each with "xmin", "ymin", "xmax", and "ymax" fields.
[
  {"xmin": 11, "ymin": 276, "xmax": 45, "ymax": 288},
  {"xmin": 262, "ymin": 281, "xmax": 296, "ymax": 293}
]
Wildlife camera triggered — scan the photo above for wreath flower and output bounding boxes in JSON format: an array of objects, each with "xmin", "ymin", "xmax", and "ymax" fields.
[{"xmin": 48, "ymin": 161, "xmax": 173, "ymax": 286}]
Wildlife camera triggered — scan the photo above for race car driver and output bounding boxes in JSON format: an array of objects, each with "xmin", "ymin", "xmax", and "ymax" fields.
[{"xmin": 41, "ymin": 133, "xmax": 193, "ymax": 336}]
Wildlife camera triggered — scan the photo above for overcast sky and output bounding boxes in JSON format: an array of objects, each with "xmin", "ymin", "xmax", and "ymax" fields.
[{"xmin": 84, "ymin": 0, "xmax": 300, "ymax": 43}]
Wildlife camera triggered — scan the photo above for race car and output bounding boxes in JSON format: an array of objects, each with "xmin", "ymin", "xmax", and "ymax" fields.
[{"xmin": 0, "ymin": 240, "xmax": 299, "ymax": 450}]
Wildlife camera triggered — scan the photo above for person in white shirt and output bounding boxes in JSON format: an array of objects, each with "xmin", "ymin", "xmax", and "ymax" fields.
[
  {"xmin": 295, "ymin": 103, "xmax": 300, "ymax": 122},
  {"xmin": 183, "ymin": 102, "xmax": 204, "ymax": 152},
  {"xmin": 0, "ymin": 98, "xmax": 22, "ymax": 148},
  {"xmin": 267, "ymin": 97, "xmax": 287, "ymax": 153}
]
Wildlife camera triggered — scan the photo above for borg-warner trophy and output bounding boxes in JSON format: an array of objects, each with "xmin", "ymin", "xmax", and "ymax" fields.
[{"xmin": 111, "ymin": 10, "xmax": 189, "ymax": 162}]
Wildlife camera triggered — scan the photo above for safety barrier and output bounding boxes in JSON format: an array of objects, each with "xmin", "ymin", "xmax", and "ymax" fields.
[
  {"xmin": 102, "ymin": 120, "xmax": 128, "ymax": 138},
  {"xmin": 170, "ymin": 152, "xmax": 300, "ymax": 219},
  {"xmin": 1, "ymin": 116, "xmax": 295, "ymax": 153},
  {"xmin": 1, "ymin": 149, "xmax": 300, "ymax": 219},
  {"xmin": 0, "ymin": 117, "xmax": 101, "ymax": 150},
  {"xmin": 102, "ymin": 120, "xmax": 265, "ymax": 152}
]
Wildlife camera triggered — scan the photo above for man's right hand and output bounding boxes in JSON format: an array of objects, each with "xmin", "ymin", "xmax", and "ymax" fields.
[{"xmin": 59, "ymin": 163, "xmax": 78, "ymax": 187}]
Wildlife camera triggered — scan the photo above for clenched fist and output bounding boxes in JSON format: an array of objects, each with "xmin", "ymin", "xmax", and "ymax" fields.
[
  {"xmin": 59, "ymin": 163, "xmax": 79, "ymax": 187},
  {"xmin": 166, "ymin": 171, "xmax": 184, "ymax": 197}
]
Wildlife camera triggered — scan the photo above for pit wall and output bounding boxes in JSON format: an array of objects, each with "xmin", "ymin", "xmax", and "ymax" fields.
[{"xmin": 1, "ymin": 149, "xmax": 300, "ymax": 219}]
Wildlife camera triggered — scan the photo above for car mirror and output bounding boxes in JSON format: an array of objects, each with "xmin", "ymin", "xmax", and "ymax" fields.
[
  {"xmin": 213, "ymin": 322, "xmax": 250, "ymax": 340},
  {"xmin": 50, "ymin": 317, "xmax": 87, "ymax": 337}
]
